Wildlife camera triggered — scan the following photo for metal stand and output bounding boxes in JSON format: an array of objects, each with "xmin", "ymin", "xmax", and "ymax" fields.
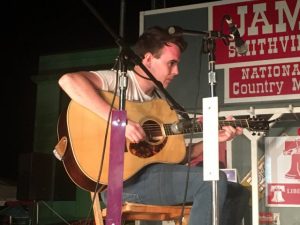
[
  {"xmin": 170, "ymin": 28, "xmax": 230, "ymax": 225},
  {"xmin": 202, "ymin": 35, "xmax": 219, "ymax": 225}
]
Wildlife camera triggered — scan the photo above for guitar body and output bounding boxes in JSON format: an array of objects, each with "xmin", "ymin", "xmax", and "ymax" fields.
[{"xmin": 57, "ymin": 91, "xmax": 186, "ymax": 191}]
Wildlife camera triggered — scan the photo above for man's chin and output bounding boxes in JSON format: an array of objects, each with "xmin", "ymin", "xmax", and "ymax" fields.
[{"xmin": 164, "ymin": 80, "xmax": 171, "ymax": 87}]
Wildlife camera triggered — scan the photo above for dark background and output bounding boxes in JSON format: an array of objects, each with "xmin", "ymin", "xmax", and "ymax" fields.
[{"xmin": 3, "ymin": 0, "xmax": 215, "ymax": 184}]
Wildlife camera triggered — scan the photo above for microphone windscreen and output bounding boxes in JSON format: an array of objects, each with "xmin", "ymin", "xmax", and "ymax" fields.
[
  {"xmin": 168, "ymin": 26, "xmax": 177, "ymax": 35},
  {"xmin": 236, "ymin": 42, "xmax": 248, "ymax": 55}
]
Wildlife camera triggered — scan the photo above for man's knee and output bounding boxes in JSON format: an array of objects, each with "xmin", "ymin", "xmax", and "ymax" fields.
[
  {"xmin": 217, "ymin": 171, "xmax": 229, "ymax": 202},
  {"xmin": 219, "ymin": 170, "xmax": 228, "ymax": 189}
]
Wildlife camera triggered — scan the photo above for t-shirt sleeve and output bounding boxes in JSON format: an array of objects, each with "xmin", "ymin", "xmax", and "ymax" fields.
[{"xmin": 90, "ymin": 70, "xmax": 117, "ymax": 91}]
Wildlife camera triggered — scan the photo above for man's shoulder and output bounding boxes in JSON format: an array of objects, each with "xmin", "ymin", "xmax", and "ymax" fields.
[
  {"xmin": 94, "ymin": 69, "xmax": 135, "ymax": 77},
  {"xmin": 93, "ymin": 69, "xmax": 115, "ymax": 76}
]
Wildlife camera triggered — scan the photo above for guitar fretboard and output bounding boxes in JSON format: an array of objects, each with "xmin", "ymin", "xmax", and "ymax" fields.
[{"xmin": 163, "ymin": 119, "xmax": 251, "ymax": 136}]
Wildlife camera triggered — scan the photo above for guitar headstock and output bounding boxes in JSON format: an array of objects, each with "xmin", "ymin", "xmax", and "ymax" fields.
[{"xmin": 247, "ymin": 117, "xmax": 273, "ymax": 135}]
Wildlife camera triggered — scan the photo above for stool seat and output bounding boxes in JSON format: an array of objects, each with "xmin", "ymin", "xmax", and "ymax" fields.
[
  {"xmin": 91, "ymin": 192, "xmax": 192, "ymax": 225},
  {"xmin": 102, "ymin": 202, "xmax": 192, "ymax": 223}
]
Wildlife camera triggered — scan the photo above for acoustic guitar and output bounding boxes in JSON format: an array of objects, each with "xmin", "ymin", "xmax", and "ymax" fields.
[{"xmin": 56, "ymin": 91, "xmax": 270, "ymax": 192}]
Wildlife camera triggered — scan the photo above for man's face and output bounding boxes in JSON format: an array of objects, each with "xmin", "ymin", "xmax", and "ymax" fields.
[{"xmin": 147, "ymin": 43, "xmax": 181, "ymax": 88}]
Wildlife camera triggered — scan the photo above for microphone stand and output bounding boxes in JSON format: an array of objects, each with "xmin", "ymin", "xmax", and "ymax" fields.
[
  {"xmin": 202, "ymin": 34, "xmax": 217, "ymax": 96},
  {"xmin": 80, "ymin": 1, "xmax": 192, "ymax": 225},
  {"xmin": 202, "ymin": 32, "xmax": 219, "ymax": 225},
  {"xmin": 173, "ymin": 28, "xmax": 230, "ymax": 225},
  {"xmin": 80, "ymin": 1, "xmax": 128, "ymax": 225},
  {"xmin": 177, "ymin": 28, "xmax": 231, "ymax": 225}
]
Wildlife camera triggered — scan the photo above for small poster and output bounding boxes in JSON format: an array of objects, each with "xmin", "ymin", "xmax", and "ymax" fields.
[
  {"xmin": 265, "ymin": 136, "xmax": 300, "ymax": 207},
  {"xmin": 221, "ymin": 168, "xmax": 237, "ymax": 183}
]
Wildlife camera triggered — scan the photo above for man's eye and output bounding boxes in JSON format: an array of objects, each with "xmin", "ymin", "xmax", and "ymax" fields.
[{"xmin": 169, "ymin": 61, "xmax": 177, "ymax": 67}]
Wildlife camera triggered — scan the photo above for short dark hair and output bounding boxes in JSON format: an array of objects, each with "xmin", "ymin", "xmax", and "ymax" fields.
[{"xmin": 133, "ymin": 26, "xmax": 187, "ymax": 59}]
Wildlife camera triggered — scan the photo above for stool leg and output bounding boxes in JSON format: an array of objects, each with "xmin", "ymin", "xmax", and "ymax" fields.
[
  {"xmin": 91, "ymin": 192, "xmax": 104, "ymax": 225},
  {"xmin": 175, "ymin": 215, "xmax": 189, "ymax": 225}
]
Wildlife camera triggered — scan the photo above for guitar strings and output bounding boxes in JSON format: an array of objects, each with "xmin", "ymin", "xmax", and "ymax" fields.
[{"xmin": 140, "ymin": 119, "xmax": 253, "ymax": 137}]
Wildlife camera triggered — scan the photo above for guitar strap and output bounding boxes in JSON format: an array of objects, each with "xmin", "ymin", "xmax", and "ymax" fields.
[
  {"xmin": 135, "ymin": 66, "xmax": 190, "ymax": 121},
  {"xmin": 154, "ymin": 89, "xmax": 190, "ymax": 121},
  {"xmin": 106, "ymin": 110, "xmax": 127, "ymax": 225}
]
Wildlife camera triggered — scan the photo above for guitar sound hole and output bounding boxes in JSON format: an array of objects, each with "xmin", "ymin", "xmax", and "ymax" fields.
[
  {"xmin": 128, "ymin": 119, "xmax": 167, "ymax": 158},
  {"xmin": 143, "ymin": 120, "xmax": 163, "ymax": 143}
]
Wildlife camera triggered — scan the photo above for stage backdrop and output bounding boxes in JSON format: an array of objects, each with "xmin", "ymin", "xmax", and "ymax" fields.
[
  {"xmin": 140, "ymin": 1, "xmax": 300, "ymax": 224},
  {"xmin": 140, "ymin": 0, "xmax": 300, "ymax": 111}
]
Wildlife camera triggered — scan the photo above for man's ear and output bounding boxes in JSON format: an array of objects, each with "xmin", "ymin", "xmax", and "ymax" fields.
[{"xmin": 143, "ymin": 52, "xmax": 153, "ymax": 68}]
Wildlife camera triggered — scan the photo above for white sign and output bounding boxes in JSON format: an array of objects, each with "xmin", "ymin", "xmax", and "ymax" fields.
[{"xmin": 265, "ymin": 136, "xmax": 300, "ymax": 207}]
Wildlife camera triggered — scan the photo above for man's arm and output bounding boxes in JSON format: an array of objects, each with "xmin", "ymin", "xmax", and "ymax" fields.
[
  {"xmin": 59, "ymin": 71, "xmax": 112, "ymax": 119},
  {"xmin": 58, "ymin": 72, "xmax": 146, "ymax": 143},
  {"xmin": 184, "ymin": 121, "xmax": 243, "ymax": 164}
]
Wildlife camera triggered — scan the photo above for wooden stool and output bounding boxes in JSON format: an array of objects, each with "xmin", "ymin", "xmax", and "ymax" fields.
[{"xmin": 91, "ymin": 193, "xmax": 191, "ymax": 225}]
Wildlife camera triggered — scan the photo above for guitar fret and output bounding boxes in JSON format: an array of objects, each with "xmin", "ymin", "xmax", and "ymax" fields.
[
  {"xmin": 165, "ymin": 121, "xmax": 204, "ymax": 136},
  {"xmin": 219, "ymin": 119, "xmax": 249, "ymax": 129},
  {"xmin": 164, "ymin": 124, "xmax": 172, "ymax": 135}
]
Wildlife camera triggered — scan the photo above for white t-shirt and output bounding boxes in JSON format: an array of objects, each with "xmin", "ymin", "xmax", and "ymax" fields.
[{"xmin": 92, "ymin": 70, "xmax": 162, "ymax": 102}]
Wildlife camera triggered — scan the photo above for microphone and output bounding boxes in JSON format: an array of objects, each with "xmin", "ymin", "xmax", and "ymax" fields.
[
  {"xmin": 170, "ymin": 119, "xmax": 193, "ymax": 134},
  {"xmin": 224, "ymin": 15, "xmax": 248, "ymax": 55},
  {"xmin": 168, "ymin": 26, "xmax": 205, "ymax": 36}
]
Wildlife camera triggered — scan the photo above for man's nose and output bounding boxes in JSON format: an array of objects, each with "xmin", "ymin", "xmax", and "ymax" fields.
[{"xmin": 172, "ymin": 65, "xmax": 179, "ymax": 75}]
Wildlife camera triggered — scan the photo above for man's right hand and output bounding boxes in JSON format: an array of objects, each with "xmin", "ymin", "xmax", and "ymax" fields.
[{"xmin": 125, "ymin": 120, "xmax": 146, "ymax": 143}]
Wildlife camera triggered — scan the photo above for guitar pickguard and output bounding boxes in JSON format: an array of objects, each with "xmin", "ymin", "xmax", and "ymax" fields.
[{"xmin": 128, "ymin": 138, "xmax": 168, "ymax": 158}]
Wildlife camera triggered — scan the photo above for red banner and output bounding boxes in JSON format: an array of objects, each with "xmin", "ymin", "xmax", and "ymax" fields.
[
  {"xmin": 212, "ymin": 0, "xmax": 300, "ymax": 103},
  {"xmin": 213, "ymin": 0, "xmax": 300, "ymax": 64},
  {"xmin": 267, "ymin": 183, "xmax": 300, "ymax": 205},
  {"xmin": 228, "ymin": 61, "xmax": 300, "ymax": 98}
]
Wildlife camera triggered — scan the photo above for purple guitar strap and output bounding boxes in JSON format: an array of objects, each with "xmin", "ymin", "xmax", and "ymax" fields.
[{"xmin": 105, "ymin": 110, "xmax": 127, "ymax": 225}]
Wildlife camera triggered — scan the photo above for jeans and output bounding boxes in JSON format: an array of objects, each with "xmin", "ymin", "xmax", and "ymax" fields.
[
  {"xmin": 126, "ymin": 182, "xmax": 250, "ymax": 225},
  {"xmin": 221, "ymin": 182, "xmax": 251, "ymax": 225},
  {"xmin": 101, "ymin": 163, "xmax": 228, "ymax": 225}
]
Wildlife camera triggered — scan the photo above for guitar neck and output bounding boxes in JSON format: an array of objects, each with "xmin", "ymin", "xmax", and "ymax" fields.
[{"xmin": 163, "ymin": 119, "xmax": 251, "ymax": 136}]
